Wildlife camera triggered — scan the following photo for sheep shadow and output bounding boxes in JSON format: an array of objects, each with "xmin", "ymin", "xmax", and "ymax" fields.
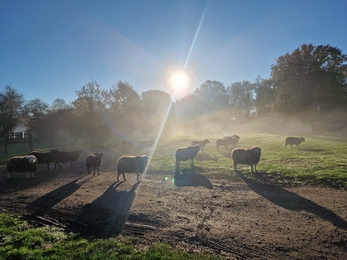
[
  {"xmin": 27, "ymin": 175, "xmax": 97, "ymax": 216},
  {"xmin": 236, "ymin": 171, "xmax": 347, "ymax": 230},
  {"xmin": 69, "ymin": 181, "xmax": 140, "ymax": 238},
  {"xmin": 174, "ymin": 172, "xmax": 213, "ymax": 189},
  {"xmin": 219, "ymin": 151, "xmax": 231, "ymax": 159},
  {"xmin": 195, "ymin": 153, "xmax": 219, "ymax": 162}
]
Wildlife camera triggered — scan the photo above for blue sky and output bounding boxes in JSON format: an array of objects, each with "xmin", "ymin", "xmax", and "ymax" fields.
[{"xmin": 1, "ymin": 0, "xmax": 346, "ymax": 105}]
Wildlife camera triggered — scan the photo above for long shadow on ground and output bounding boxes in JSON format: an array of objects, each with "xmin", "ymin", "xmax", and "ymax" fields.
[
  {"xmin": 174, "ymin": 170, "xmax": 213, "ymax": 189},
  {"xmin": 26, "ymin": 175, "xmax": 97, "ymax": 215},
  {"xmin": 237, "ymin": 171, "xmax": 347, "ymax": 230},
  {"xmin": 68, "ymin": 181, "xmax": 140, "ymax": 238}
]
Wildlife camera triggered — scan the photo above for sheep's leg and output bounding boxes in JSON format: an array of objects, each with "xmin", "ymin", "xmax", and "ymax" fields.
[
  {"xmin": 122, "ymin": 173, "xmax": 126, "ymax": 180},
  {"xmin": 250, "ymin": 165, "xmax": 254, "ymax": 173},
  {"xmin": 116, "ymin": 172, "xmax": 120, "ymax": 181},
  {"xmin": 233, "ymin": 162, "xmax": 238, "ymax": 171},
  {"xmin": 7, "ymin": 172, "xmax": 12, "ymax": 179},
  {"xmin": 47, "ymin": 163, "xmax": 50, "ymax": 171},
  {"xmin": 97, "ymin": 167, "xmax": 100, "ymax": 175}
]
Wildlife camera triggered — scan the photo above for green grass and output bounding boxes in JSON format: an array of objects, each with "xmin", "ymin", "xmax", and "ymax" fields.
[
  {"xmin": 0, "ymin": 214, "xmax": 221, "ymax": 260},
  {"xmin": 149, "ymin": 134, "xmax": 347, "ymax": 189}
]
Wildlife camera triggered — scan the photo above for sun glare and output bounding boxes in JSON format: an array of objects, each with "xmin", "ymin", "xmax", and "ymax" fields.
[{"xmin": 170, "ymin": 71, "xmax": 189, "ymax": 94}]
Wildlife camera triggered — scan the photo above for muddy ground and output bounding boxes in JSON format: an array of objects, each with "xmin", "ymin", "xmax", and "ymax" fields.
[{"xmin": 0, "ymin": 152, "xmax": 346, "ymax": 260}]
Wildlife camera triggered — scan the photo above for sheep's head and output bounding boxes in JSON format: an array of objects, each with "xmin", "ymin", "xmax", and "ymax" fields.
[
  {"xmin": 301, "ymin": 137, "xmax": 305, "ymax": 142},
  {"xmin": 28, "ymin": 155, "xmax": 37, "ymax": 164},
  {"xmin": 252, "ymin": 146, "xmax": 261, "ymax": 156},
  {"xmin": 204, "ymin": 139, "xmax": 210, "ymax": 143}
]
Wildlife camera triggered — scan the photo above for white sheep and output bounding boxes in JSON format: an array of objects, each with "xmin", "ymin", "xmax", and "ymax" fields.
[
  {"xmin": 7, "ymin": 155, "xmax": 38, "ymax": 179},
  {"xmin": 116, "ymin": 155, "xmax": 149, "ymax": 182},
  {"xmin": 231, "ymin": 146, "xmax": 261, "ymax": 173},
  {"xmin": 191, "ymin": 139, "xmax": 209, "ymax": 153},
  {"xmin": 175, "ymin": 145, "xmax": 200, "ymax": 172},
  {"xmin": 86, "ymin": 153, "xmax": 105, "ymax": 175}
]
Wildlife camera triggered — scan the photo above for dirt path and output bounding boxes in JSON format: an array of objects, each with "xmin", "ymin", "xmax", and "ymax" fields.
[{"xmin": 0, "ymin": 162, "xmax": 346, "ymax": 259}]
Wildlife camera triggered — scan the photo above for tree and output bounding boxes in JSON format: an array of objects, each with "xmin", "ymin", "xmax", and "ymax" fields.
[
  {"xmin": 271, "ymin": 44, "xmax": 347, "ymax": 129},
  {"xmin": 22, "ymin": 98, "xmax": 50, "ymax": 132},
  {"xmin": 226, "ymin": 81, "xmax": 255, "ymax": 119},
  {"xmin": 194, "ymin": 80, "xmax": 229, "ymax": 112},
  {"xmin": 50, "ymin": 98, "xmax": 72, "ymax": 112},
  {"xmin": 109, "ymin": 81, "xmax": 141, "ymax": 116},
  {"xmin": 0, "ymin": 85, "xmax": 24, "ymax": 138},
  {"xmin": 254, "ymin": 77, "xmax": 275, "ymax": 117}
]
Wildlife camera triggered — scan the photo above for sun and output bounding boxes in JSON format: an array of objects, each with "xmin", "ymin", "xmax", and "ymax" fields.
[{"xmin": 170, "ymin": 71, "xmax": 189, "ymax": 94}]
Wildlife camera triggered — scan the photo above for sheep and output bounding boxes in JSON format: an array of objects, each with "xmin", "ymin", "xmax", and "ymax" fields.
[
  {"xmin": 138, "ymin": 140, "xmax": 155, "ymax": 151},
  {"xmin": 216, "ymin": 135, "xmax": 240, "ymax": 151},
  {"xmin": 285, "ymin": 137, "xmax": 305, "ymax": 148},
  {"xmin": 231, "ymin": 146, "xmax": 261, "ymax": 173},
  {"xmin": 6, "ymin": 155, "xmax": 38, "ymax": 179},
  {"xmin": 54, "ymin": 150, "xmax": 82, "ymax": 169},
  {"xmin": 121, "ymin": 140, "xmax": 135, "ymax": 153},
  {"xmin": 191, "ymin": 139, "xmax": 209, "ymax": 153},
  {"xmin": 116, "ymin": 155, "xmax": 149, "ymax": 182},
  {"xmin": 29, "ymin": 149, "xmax": 59, "ymax": 170},
  {"xmin": 175, "ymin": 144, "xmax": 200, "ymax": 172},
  {"xmin": 86, "ymin": 153, "xmax": 105, "ymax": 175}
]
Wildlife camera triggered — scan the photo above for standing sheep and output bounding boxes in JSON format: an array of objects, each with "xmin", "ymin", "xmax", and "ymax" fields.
[
  {"xmin": 175, "ymin": 145, "xmax": 200, "ymax": 172},
  {"xmin": 86, "ymin": 153, "xmax": 105, "ymax": 175},
  {"xmin": 7, "ymin": 155, "xmax": 38, "ymax": 179},
  {"xmin": 285, "ymin": 137, "xmax": 305, "ymax": 148},
  {"xmin": 54, "ymin": 150, "xmax": 82, "ymax": 169},
  {"xmin": 216, "ymin": 135, "xmax": 240, "ymax": 151},
  {"xmin": 231, "ymin": 146, "xmax": 261, "ymax": 173},
  {"xmin": 116, "ymin": 155, "xmax": 149, "ymax": 182},
  {"xmin": 29, "ymin": 149, "xmax": 59, "ymax": 170},
  {"xmin": 191, "ymin": 139, "xmax": 209, "ymax": 153}
]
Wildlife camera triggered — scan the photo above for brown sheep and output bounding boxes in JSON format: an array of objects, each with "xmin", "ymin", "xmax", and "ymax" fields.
[
  {"xmin": 231, "ymin": 146, "xmax": 261, "ymax": 173},
  {"xmin": 54, "ymin": 150, "xmax": 82, "ymax": 169},
  {"xmin": 216, "ymin": 135, "xmax": 240, "ymax": 151},
  {"xmin": 285, "ymin": 137, "xmax": 305, "ymax": 148},
  {"xmin": 191, "ymin": 139, "xmax": 209, "ymax": 153},
  {"xmin": 29, "ymin": 149, "xmax": 59, "ymax": 170},
  {"xmin": 86, "ymin": 153, "xmax": 105, "ymax": 175}
]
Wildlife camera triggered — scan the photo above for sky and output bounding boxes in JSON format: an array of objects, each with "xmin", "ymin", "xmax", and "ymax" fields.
[{"xmin": 1, "ymin": 0, "xmax": 346, "ymax": 105}]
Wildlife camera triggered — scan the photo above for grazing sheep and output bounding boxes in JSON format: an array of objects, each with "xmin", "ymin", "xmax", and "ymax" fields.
[
  {"xmin": 216, "ymin": 135, "xmax": 240, "ymax": 151},
  {"xmin": 285, "ymin": 137, "xmax": 305, "ymax": 148},
  {"xmin": 121, "ymin": 140, "xmax": 135, "ymax": 153},
  {"xmin": 191, "ymin": 139, "xmax": 209, "ymax": 153},
  {"xmin": 175, "ymin": 145, "xmax": 200, "ymax": 172},
  {"xmin": 231, "ymin": 146, "xmax": 261, "ymax": 173},
  {"xmin": 54, "ymin": 150, "xmax": 82, "ymax": 169},
  {"xmin": 138, "ymin": 140, "xmax": 155, "ymax": 151},
  {"xmin": 116, "ymin": 155, "xmax": 149, "ymax": 182},
  {"xmin": 86, "ymin": 153, "xmax": 105, "ymax": 175},
  {"xmin": 29, "ymin": 149, "xmax": 59, "ymax": 170},
  {"xmin": 7, "ymin": 155, "xmax": 38, "ymax": 179}
]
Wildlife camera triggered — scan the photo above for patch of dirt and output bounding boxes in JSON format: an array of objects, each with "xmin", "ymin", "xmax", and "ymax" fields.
[{"xmin": 0, "ymin": 157, "xmax": 347, "ymax": 260}]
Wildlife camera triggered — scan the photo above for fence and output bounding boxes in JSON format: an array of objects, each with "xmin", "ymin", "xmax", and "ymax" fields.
[{"xmin": 0, "ymin": 132, "xmax": 34, "ymax": 154}]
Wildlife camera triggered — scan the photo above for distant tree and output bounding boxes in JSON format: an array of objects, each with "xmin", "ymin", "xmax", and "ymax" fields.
[
  {"xmin": 271, "ymin": 44, "xmax": 347, "ymax": 130},
  {"xmin": 50, "ymin": 98, "xmax": 72, "ymax": 112},
  {"xmin": 194, "ymin": 80, "xmax": 229, "ymax": 112},
  {"xmin": 22, "ymin": 98, "xmax": 50, "ymax": 132},
  {"xmin": 254, "ymin": 77, "xmax": 275, "ymax": 117},
  {"xmin": 109, "ymin": 81, "xmax": 141, "ymax": 116},
  {"xmin": 226, "ymin": 80, "xmax": 255, "ymax": 119},
  {"xmin": 0, "ymin": 85, "xmax": 25, "ymax": 138},
  {"xmin": 72, "ymin": 80, "xmax": 108, "ymax": 117}
]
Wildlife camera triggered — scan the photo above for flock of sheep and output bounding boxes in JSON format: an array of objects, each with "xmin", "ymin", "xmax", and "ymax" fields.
[{"xmin": 5, "ymin": 136, "xmax": 306, "ymax": 182}]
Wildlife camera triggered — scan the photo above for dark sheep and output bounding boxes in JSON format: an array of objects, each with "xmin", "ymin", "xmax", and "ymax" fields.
[
  {"xmin": 216, "ymin": 135, "xmax": 240, "ymax": 151},
  {"xmin": 29, "ymin": 149, "xmax": 59, "ymax": 170},
  {"xmin": 285, "ymin": 137, "xmax": 305, "ymax": 148},
  {"xmin": 191, "ymin": 139, "xmax": 209, "ymax": 153},
  {"xmin": 175, "ymin": 145, "xmax": 200, "ymax": 172},
  {"xmin": 138, "ymin": 140, "xmax": 155, "ymax": 151},
  {"xmin": 116, "ymin": 155, "xmax": 149, "ymax": 182},
  {"xmin": 54, "ymin": 150, "xmax": 82, "ymax": 169},
  {"xmin": 7, "ymin": 155, "xmax": 38, "ymax": 179},
  {"xmin": 231, "ymin": 146, "xmax": 261, "ymax": 173},
  {"xmin": 86, "ymin": 153, "xmax": 105, "ymax": 175}
]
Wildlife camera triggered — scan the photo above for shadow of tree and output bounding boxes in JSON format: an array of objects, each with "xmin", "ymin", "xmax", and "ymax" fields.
[
  {"xmin": 174, "ymin": 173, "xmax": 213, "ymax": 189},
  {"xmin": 195, "ymin": 153, "xmax": 219, "ymax": 162},
  {"xmin": 27, "ymin": 175, "xmax": 96, "ymax": 215},
  {"xmin": 236, "ymin": 171, "xmax": 347, "ymax": 230},
  {"xmin": 69, "ymin": 181, "xmax": 140, "ymax": 238}
]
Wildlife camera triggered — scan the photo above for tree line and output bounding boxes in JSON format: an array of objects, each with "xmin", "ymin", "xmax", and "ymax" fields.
[{"xmin": 1, "ymin": 43, "xmax": 346, "ymax": 140}]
